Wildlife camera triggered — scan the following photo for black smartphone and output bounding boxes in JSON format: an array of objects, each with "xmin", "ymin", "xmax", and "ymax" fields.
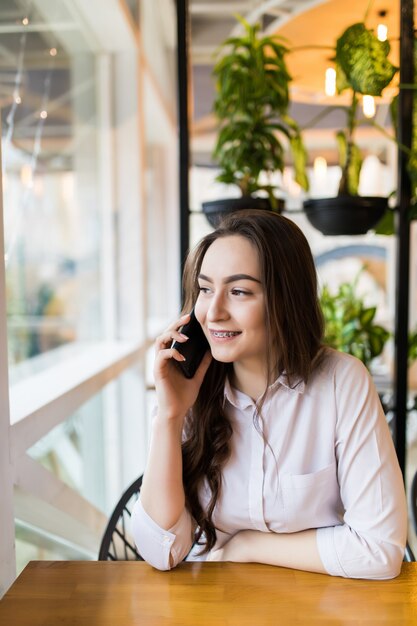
[{"xmin": 171, "ymin": 309, "xmax": 210, "ymax": 378}]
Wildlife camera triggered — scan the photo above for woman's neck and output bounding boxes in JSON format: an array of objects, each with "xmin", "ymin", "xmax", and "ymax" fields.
[{"xmin": 231, "ymin": 361, "xmax": 270, "ymax": 402}]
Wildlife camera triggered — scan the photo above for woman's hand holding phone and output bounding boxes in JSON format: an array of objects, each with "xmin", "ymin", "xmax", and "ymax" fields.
[{"xmin": 154, "ymin": 312, "xmax": 212, "ymax": 422}]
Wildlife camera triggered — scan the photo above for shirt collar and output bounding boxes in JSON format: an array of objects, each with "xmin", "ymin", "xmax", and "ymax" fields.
[
  {"xmin": 224, "ymin": 372, "xmax": 305, "ymax": 409},
  {"xmin": 271, "ymin": 373, "xmax": 306, "ymax": 395}
]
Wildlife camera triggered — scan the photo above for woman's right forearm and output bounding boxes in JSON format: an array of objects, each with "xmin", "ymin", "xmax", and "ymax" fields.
[{"xmin": 140, "ymin": 414, "xmax": 186, "ymax": 530}]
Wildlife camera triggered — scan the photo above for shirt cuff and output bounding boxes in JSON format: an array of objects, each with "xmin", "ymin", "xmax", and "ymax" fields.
[
  {"xmin": 316, "ymin": 526, "xmax": 347, "ymax": 578},
  {"xmin": 131, "ymin": 499, "xmax": 193, "ymax": 570},
  {"xmin": 131, "ymin": 499, "xmax": 176, "ymax": 570}
]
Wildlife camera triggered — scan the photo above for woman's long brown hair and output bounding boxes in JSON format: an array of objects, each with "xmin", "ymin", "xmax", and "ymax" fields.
[{"xmin": 181, "ymin": 209, "xmax": 324, "ymax": 552}]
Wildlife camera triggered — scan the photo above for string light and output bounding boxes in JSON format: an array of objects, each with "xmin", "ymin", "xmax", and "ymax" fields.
[
  {"xmin": 20, "ymin": 164, "xmax": 33, "ymax": 188},
  {"xmin": 3, "ymin": 11, "xmax": 57, "ymax": 267},
  {"xmin": 325, "ymin": 67, "xmax": 336, "ymax": 96},
  {"xmin": 5, "ymin": 32, "xmax": 27, "ymax": 147},
  {"xmin": 363, "ymin": 95, "xmax": 376, "ymax": 118}
]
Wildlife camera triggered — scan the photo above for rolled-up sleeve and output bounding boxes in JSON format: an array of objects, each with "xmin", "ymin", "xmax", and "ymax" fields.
[
  {"xmin": 131, "ymin": 499, "xmax": 195, "ymax": 570},
  {"xmin": 316, "ymin": 357, "xmax": 407, "ymax": 579}
]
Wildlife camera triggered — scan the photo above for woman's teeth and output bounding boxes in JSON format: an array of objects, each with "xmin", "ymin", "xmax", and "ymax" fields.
[{"xmin": 212, "ymin": 331, "xmax": 240, "ymax": 338}]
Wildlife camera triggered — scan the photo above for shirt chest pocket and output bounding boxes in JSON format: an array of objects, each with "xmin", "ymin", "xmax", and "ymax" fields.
[{"xmin": 280, "ymin": 462, "xmax": 340, "ymax": 533}]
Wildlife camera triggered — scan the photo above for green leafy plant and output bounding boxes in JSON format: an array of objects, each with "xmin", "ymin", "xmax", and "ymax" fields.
[
  {"xmin": 212, "ymin": 16, "xmax": 309, "ymax": 207},
  {"xmin": 313, "ymin": 22, "xmax": 417, "ymax": 221},
  {"xmin": 324, "ymin": 22, "xmax": 398, "ymax": 196},
  {"xmin": 320, "ymin": 274, "xmax": 417, "ymax": 369},
  {"xmin": 320, "ymin": 273, "xmax": 390, "ymax": 368}
]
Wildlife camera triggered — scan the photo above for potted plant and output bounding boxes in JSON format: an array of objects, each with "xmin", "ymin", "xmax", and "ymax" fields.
[
  {"xmin": 320, "ymin": 274, "xmax": 417, "ymax": 422},
  {"xmin": 202, "ymin": 16, "xmax": 309, "ymax": 228},
  {"xmin": 303, "ymin": 22, "xmax": 398, "ymax": 236},
  {"xmin": 320, "ymin": 273, "xmax": 390, "ymax": 369}
]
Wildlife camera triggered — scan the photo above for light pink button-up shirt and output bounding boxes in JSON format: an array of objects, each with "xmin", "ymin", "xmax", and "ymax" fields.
[{"xmin": 132, "ymin": 349, "xmax": 407, "ymax": 579}]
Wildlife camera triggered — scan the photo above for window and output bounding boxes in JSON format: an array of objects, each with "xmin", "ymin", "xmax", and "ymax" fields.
[{"xmin": 0, "ymin": 0, "xmax": 180, "ymax": 592}]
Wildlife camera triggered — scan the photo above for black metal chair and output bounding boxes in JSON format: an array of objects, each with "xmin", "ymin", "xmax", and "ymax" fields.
[
  {"xmin": 404, "ymin": 542, "xmax": 416, "ymax": 562},
  {"xmin": 98, "ymin": 474, "xmax": 144, "ymax": 561}
]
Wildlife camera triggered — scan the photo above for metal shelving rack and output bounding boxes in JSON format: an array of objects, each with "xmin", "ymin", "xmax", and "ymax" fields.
[{"xmin": 176, "ymin": 0, "xmax": 415, "ymax": 481}]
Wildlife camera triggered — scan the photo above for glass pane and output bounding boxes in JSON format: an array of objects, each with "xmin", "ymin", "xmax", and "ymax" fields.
[
  {"xmin": 27, "ymin": 392, "xmax": 105, "ymax": 512},
  {"xmin": 1, "ymin": 1, "xmax": 101, "ymax": 370},
  {"xmin": 139, "ymin": 0, "xmax": 176, "ymax": 116},
  {"xmin": 17, "ymin": 390, "xmax": 105, "ymax": 572},
  {"xmin": 143, "ymin": 74, "xmax": 180, "ymax": 330},
  {"xmin": 15, "ymin": 528, "xmax": 90, "ymax": 578}
]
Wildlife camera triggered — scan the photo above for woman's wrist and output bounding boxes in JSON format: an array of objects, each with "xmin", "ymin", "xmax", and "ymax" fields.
[
  {"xmin": 237, "ymin": 530, "xmax": 253, "ymax": 562},
  {"xmin": 153, "ymin": 412, "xmax": 185, "ymax": 435}
]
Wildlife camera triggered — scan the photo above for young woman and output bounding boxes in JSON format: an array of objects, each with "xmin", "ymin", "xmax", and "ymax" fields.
[{"xmin": 132, "ymin": 209, "xmax": 407, "ymax": 579}]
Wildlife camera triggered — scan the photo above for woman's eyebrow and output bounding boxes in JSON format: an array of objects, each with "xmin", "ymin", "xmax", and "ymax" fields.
[{"xmin": 198, "ymin": 273, "xmax": 261, "ymax": 284}]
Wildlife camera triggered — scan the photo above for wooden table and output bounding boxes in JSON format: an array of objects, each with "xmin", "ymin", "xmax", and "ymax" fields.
[{"xmin": 1, "ymin": 561, "xmax": 417, "ymax": 626}]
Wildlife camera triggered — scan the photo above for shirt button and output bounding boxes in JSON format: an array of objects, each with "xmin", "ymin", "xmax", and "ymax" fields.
[{"xmin": 163, "ymin": 535, "xmax": 172, "ymax": 544}]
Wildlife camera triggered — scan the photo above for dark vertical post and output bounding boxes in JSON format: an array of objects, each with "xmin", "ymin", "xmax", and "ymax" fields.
[
  {"xmin": 176, "ymin": 0, "xmax": 191, "ymax": 293},
  {"xmin": 393, "ymin": 0, "xmax": 414, "ymax": 479}
]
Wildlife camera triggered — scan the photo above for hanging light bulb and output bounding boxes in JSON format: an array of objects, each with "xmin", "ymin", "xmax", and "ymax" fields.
[
  {"xmin": 377, "ymin": 23, "xmax": 388, "ymax": 41},
  {"xmin": 312, "ymin": 156, "xmax": 328, "ymax": 195},
  {"xmin": 314, "ymin": 157, "xmax": 328, "ymax": 182},
  {"xmin": 325, "ymin": 67, "xmax": 336, "ymax": 96},
  {"xmin": 363, "ymin": 95, "xmax": 376, "ymax": 118},
  {"xmin": 377, "ymin": 10, "xmax": 388, "ymax": 42}
]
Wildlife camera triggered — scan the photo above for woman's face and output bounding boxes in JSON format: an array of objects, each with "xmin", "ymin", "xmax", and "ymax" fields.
[{"xmin": 194, "ymin": 235, "xmax": 268, "ymax": 372}]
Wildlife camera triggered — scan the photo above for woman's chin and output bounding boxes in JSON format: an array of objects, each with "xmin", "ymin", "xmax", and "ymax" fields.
[{"xmin": 210, "ymin": 347, "xmax": 236, "ymax": 363}]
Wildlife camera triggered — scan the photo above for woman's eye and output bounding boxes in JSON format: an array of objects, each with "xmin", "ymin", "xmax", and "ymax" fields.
[
  {"xmin": 198, "ymin": 286, "xmax": 210, "ymax": 294},
  {"xmin": 231, "ymin": 288, "xmax": 249, "ymax": 296}
]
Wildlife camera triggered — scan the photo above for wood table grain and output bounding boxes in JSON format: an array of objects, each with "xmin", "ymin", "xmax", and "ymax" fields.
[{"xmin": 1, "ymin": 561, "xmax": 417, "ymax": 625}]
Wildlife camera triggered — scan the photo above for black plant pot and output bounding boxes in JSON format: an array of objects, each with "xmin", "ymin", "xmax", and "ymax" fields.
[
  {"xmin": 303, "ymin": 195, "xmax": 388, "ymax": 236},
  {"xmin": 202, "ymin": 196, "xmax": 283, "ymax": 228}
]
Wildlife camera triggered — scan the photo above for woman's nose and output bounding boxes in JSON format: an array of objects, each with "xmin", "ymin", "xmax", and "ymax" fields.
[{"xmin": 207, "ymin": 293, "xmax": 229, "ymax": 321}]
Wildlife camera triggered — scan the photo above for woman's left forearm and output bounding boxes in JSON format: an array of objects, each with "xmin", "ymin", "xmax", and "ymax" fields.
[{"xmin": 210, "ymin": 529, "xmax": 327, "ymax": 575}]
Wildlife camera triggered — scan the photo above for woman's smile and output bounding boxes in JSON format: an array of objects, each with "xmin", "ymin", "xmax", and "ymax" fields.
[{"xmin": 209, "ymin": 329, "xmax": 242, "ymax": 340}]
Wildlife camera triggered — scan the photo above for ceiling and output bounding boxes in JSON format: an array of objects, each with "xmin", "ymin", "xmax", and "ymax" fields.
[{"xmin": 189, "ymin": 0, "xmax": 415, "ymax": 163}]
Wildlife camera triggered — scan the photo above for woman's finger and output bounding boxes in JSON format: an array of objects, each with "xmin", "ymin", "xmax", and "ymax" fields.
[
  {"xmin": 169, "ymin": 312, "xmax": 191, "ymax": 329},
  {"xmin": 165, "ymin": 312, "xmax": 191, "ymax": 333},
  {"xmin": 155, "ymin": 313, "xmax": 192, "ymax": 349},
  {"xmin": 155, "ymin": 347, "xmax": 186, "ymax": 366},
  {"xmin": 155, "ymin": 330, "xmax": 189, "ymax": 350}
]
